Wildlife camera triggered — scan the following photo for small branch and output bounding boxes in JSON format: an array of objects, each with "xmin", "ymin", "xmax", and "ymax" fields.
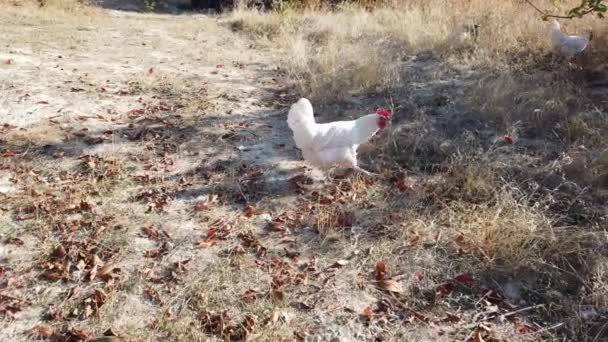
[
  {"xmin": 533, "ymin": 322, "xmax": 565, "ymax": 335},
  {"xmin": 463, "ymin": 303, "xmax": 546, "ymax": 330},
  {"xmin": 500, "ymin": 303, "xmax": 545, "ymax": 319},
  {"xmin": 524, "ymin": 0, "xmax": 547, "ymax": 15},
  {"xmin": 523, "ymin": 0, "xmax": 596, "ymax": 19}
]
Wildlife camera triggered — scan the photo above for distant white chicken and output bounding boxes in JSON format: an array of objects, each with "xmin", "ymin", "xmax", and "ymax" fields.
[
  {"xmin": 287, "ymin": 98, "xmax": 392, "ymax": 176},
  {"xmin": 550, "ymin": 19, "xmax": 592, "ymax": 59}
]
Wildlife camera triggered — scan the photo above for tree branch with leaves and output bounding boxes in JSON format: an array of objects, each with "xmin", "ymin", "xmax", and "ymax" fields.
[{"xmin": 525, "ymin": 0, "xmax": 607, "ymax": 19}]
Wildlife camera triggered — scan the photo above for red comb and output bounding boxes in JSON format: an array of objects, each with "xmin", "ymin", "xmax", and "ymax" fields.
[{"xmin": 376, "ymin": 108, "xmax": 392, "ymax": 119}]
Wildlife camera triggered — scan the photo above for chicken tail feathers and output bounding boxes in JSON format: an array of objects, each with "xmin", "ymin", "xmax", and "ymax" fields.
[
  {"xmin": 288, "ymin": 98, "xmax": 315, "ymax": 128},
  {"xmin": 287, "ymin": 98, "xmax": 316, "ymax": 150}
]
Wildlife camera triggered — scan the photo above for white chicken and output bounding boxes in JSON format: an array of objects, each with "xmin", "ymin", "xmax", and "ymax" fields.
[
  {"xmin": 287, "ymin": 98, "xmax": 392, "ymax": 176},
  {"xmin": 550, "ymin": 19, "xmax": 591, "ymax": 59}
]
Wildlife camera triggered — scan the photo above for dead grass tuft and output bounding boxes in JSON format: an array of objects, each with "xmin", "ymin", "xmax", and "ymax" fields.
[
  {"xmin": 438, "ymin": 187, "xmax": 555, "ymax": 267},
  {"xmin": 425, "ymin": 156, "xmax": 498, "ymax": 205}
]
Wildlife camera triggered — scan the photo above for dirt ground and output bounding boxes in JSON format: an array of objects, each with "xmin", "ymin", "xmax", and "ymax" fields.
[{"xmin": 0, "ymin": 1, "xmax": 607, "ymax": 341}]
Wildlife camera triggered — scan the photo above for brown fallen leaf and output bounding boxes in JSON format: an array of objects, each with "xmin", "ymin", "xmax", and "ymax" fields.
[
  {"xmin": 410, "ymin": 310, "xmax": 430, "ymax": 323},
  {"xmin": 379, "ymin": 279, "xmax": 402, "ymax": 293},
  {"xmin": 244, "ymin": 206, "xmax": 257, "ymax": 217},
  {"xmin": 79, "ymin": 200, "xmax": 92, "ymax": 212},
  {"xmin": 93, "ymin": 288, "xmax": 108, "ymax": 307},
  {"xmin": 242, "ymin": 314, "xmax": 257, "ymax": 336},
  {"xmin": 53, "ymin": 245, "xmax": 67, "ymax": 259},
  {"xmin": 454, "ymin": 273, "xmax": 475, "ymax": 287},
  {"xmin": 1, "ymin": 150, "xmax": 17, "ymax": 157},
  {"xmin": 272, "ymin": 290, "xmax": 284, "ymax": 301},
  {"xmin": 242, "ymin": 289, "xmax": 258, "ymax": 304},
  {"xmin": 45, "ymin": 270, "xmax": 65, "ymax": 282},
  {"xmin": 174, "ymin": 258, "xmax": 192, "ymax": 274},
  {"xmin": 375, "ymin": 262, "xmax": 387, "ymax": 281},
  {"xmin": 434, "ymin": 282, "xmax": 456, "ymax": 300},
  {"xmin": 68, "ymin": 328, "xmax": 93, "ymax": 341},
  {"xmin": 36, "ymin": 100, "xmax": 49, "ymax": 105},
  {"xmin": 144, "ymin": 286, "xmax": 161, "ymax": 303},
  {"xmin": 294, "ymin": 272, "xmax": 308, "ymax": 285},
  {"xmin": 144, "ymin": 248, "xmax": 163, "ymax": 258},
  {"xmin": 98, "ymin": 263, "xmax": 115, "ymax": 278},
  {"xmin": 514, "ymin": 318, "xmax": 534, "ymax": 333},
  {"xmin": 473, "ymin": 329, "xmax": 486, "ymax": 342},
  {"xmin": 32, "ymin": 324, "xmax": 54, "ymax": 338},
  {"xmin": 270, "ymin": 218, "xmax": 286, "ymax": 232},
  {"xmin": 193, "ymin": 201, "xmax": 209, "ymax": 212},
  {"xmin": 141, "ymin": 226, "xmax": 161, "ymax": 240},
  {"xmin": 92, "ymin": 254, "xmax": 103, "ymax": 267},
  {"xmin": 0, "ymin": 294, "xmax": 27, "ymax": 319},
  {"xmin": 5, "ymin": 59, "xmax": 13, "ymax": 65},
  {"xmin": 336, "ymin": 211, "xmax": 354, "ymax": 227},
  {"xmin": 443, "ymin": 312, "xmax": 461, "ymax": 323},
  {"xmin": 198, "ymin": 229, "xmax": 217, "ymax": 248},
  {"xmin": 4, "ymin": 238, "xmax": 24, "ymax": 246},
  {"xmin": 361, "ymin": 306, "xmax": 374, "ymax": 321}
]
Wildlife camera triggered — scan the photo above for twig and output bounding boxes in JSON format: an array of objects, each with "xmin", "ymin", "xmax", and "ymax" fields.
[
  {"xmin": 463, "ymin": 303, "xmax": 546, "ymax": 330},
  {"xmin": 523, "ymin": 0, "xmax": 595, "ymax": 19},
  {"xmin": 533, "ymin": 322, "xmax": 565, "ymax": 335},
  {"xmin": 524, "ymin": 0, "xmax": 547, "ymax": 15},
  {"xmin": 500, "ymin": 303, "xmax": 545, "ymax": 319}
]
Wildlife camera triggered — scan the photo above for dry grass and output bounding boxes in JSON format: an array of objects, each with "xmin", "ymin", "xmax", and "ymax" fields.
[
  {"xmin": 230, "ymin": 0, "xmax": 608, "ymax": 101},
  {"xmin": 1, "ymin": 0, "xmax": 608, "ymax": 341},
  {"xmin": 227, "ymin": 2, "xmax": 608, "ymax": 339}
]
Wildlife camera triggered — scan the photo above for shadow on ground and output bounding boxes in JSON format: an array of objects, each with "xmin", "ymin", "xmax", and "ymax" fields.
[{"xmin": 1, "ymin": 45, "xmax": 607, "ymax": 340}]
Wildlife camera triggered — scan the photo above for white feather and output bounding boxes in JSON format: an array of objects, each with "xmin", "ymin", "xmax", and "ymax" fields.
[
  {"xmin": 550, "ymin": 19, "xmax": 590, "ymax": 59},
  {"xmin": 287, "ymin": 98, "xmax": 383, "ymax": 170}
]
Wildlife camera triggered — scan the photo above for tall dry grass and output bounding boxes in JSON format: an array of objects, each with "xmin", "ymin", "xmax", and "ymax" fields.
[{"xmin": 230, "ymin": 0, "xmax": 608, "ymax": 101}]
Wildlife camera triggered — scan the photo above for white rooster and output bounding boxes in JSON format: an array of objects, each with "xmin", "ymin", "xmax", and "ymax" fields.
[
  {"xmin": 287, "ymin": 98, "xmax": 392, "ymax": 176},
  {"xmin": 550, "ymin": 19, "xmax": 592, "ymax": 60}
]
